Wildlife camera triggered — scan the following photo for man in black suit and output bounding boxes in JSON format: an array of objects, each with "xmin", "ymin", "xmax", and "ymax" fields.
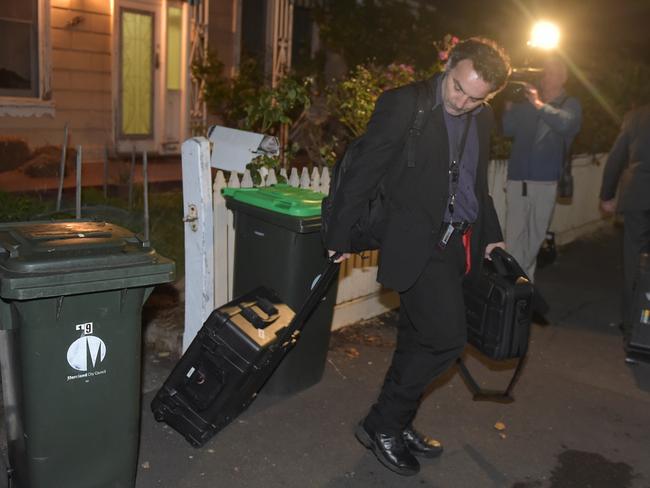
[
  {"xmin": 324, "ymin": 38, "xmax": 511, "ymax": 476},
  {"xmin": 600, "ymin": 103, "xmax": 650, "ymax": 338}
]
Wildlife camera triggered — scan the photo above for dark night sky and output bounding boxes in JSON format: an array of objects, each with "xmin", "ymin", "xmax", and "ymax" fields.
[{"xmin": 428, "ymin": 0, "xmax": 650, "ymax": 65}]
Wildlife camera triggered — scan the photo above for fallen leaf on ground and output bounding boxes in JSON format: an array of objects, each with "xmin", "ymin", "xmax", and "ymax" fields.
[
  {"xmin": 345, "ymin": 347, "xmax": 360, "ymax": 358},
  {"xmin": 494, "ymin": 421, "xmax": 506, "ymax": 431}
]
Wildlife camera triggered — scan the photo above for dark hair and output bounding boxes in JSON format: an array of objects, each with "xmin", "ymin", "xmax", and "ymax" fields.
[{"xmin": 447, "ymin": 37, "xmax": 511, "ymax": 92}]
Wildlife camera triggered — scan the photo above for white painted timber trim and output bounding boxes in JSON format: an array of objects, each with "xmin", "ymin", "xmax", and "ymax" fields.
[
  {"xmin": 331, "ymin": 289, "xmax": 399, "ymax": 331},
  {"xmin": 0, "ymin": 98, "xmax": 55, "ymax": 117},
  {"xmin": 181, "ymin": 137, "xmax": 214, "ymax": 351}
]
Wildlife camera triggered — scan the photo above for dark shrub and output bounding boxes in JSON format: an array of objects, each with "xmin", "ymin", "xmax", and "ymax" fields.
[{"xmin": 0, "ymin": 137, "xmax": 30, "ymax": 172}]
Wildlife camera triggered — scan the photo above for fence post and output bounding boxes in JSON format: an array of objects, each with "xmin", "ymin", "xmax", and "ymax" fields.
[
  {"xmin": 103, "ymin": 144, "xmax": 109, "ymax": 199},
  {"xmin": 310, "ymin": 167, "xmax": 321, "ymax": 193},
  {"xmin": 181, "ymin": 137, "xmax": 214, "ymax": 351},
  {"xmin": 241, "ymin": 169, "xmax": 254, "ymax": 188},
  {"xmin": 288, "ymin": 167, "xmax": 299, "ymax": 187},
  {"xmin": 267, "ymin": 168, "xmax": 278, "ymax": 186},
  {"xmin": 320, "ymin": 166, "xmax": 330, "ymax": 195},
  {"xmin": 75, "ymin": 145, "xmax": 82, "ymax": 219},
  {"xmin": 128, "ymin": 146, "xmax": 136, "ymax": 210},
  {"xmin": 299, "ymin": 167, "xmax": 310, "ymax": 188},
  {"xmin": 213, "ymin": 170, "xmax": 230, "ymax": 308},
  {"xmin": 56, "ymin": 122, "xmax": 68, "ymax": 212}
]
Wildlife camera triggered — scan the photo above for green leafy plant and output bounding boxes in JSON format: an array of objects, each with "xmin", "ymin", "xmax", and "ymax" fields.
[
  {"xmin": 193, "ymin": 51, "xmax": 312, "ymax": 176},
  {"xmin": 242, "ymin": 76, "xmax": 312, "ymax": 135},
  {"xmin": 0, "ymin": 191, "xmax": 49, "ymax": 221},
  {"xmin": 247, "ymin": 151, "xmax": 291, "ymax": 186},
  {"xmin": 192, "ymin": 53, "xmax": 263, "ymax": 129},
  {"xmin": 327, "ymin": 62, "xmax": 441, "ymax": 139},
  {"xmin": 318, "ymin": 136, "xmax": 340, "ymax": 167},
  {"xmin": 239, "ymin": 76, "xmax": 311, "ymax": 175}
]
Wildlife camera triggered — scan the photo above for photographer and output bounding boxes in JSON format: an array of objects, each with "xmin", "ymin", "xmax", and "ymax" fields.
[{"xmin": 503, "ymin": 56, "xmax": 582, "ymax": 281}]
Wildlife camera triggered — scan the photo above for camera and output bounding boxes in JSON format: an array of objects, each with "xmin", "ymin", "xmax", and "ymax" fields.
[{"xmin": 502, "ymin": 67, "xmax": 543, "ymax": 103}]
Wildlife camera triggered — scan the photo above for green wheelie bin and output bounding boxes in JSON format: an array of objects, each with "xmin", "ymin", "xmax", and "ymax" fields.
[
  {"xmin": 0, "ymin": 220, "xmax": 175, "ymax": 488},
  {"xmin": 223, "ymin": 184, "xmax": 338, "ymax": 396}
]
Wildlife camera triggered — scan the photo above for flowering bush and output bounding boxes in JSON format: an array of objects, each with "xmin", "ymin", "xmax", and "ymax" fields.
[
  {"xmin": 326, "ymin": 35, "xmax": 458, "ymax": 140},
  {"xmin": 327, "ymin": 63, "xmax": 424, "ymax": 139},
  {"xmin": 434, "ymin": 34, "xmax": 460, "ymax": 62}
]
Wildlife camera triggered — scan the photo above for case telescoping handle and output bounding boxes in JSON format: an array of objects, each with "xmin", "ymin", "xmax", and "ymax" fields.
[{"xmin": 275, "ymin": 254, "xmax": 341, "ymax": 346}]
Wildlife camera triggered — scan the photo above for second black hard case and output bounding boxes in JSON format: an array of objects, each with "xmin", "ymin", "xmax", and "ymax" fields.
[{"xmin": 463, "ymin": 247, "xmax": 534, "ymax": 360}]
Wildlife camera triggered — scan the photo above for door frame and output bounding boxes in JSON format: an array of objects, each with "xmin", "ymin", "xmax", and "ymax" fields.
[{"xmin": 113, "ymin": 0, "xmax": 162, "ymax": 155}]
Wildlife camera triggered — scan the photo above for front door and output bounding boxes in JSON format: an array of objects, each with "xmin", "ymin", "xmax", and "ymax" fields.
[{"xmin": 117, "ymin": 5, "xmax": 157, "ymax": 153}]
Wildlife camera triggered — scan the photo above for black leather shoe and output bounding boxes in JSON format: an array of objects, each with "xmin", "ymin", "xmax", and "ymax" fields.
[
  {"xmin": 355, "ymin": 422, "xmax": 420, "ymax": 476},
  {"xmin": 403, "ymin": 426, "xmax": 444, "ymax": 458}
]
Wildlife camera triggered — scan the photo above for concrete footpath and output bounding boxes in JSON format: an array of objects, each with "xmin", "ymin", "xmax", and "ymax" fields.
[
  {"xmin": 3, "ymin": 224, "xmax": 650, "ymax": 487},
  {"xmin": 135, "ymin": 224, "xmax": 650, "ymax": 488}
]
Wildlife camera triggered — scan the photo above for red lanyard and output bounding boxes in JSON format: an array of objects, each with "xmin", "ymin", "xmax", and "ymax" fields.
[{"xmin": 462, "ymin": 227, "xmax": 473, "ymax": 275}]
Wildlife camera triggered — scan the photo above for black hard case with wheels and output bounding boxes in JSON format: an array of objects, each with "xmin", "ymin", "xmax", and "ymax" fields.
[
  {"xmin": 626, "ymin": 251, "xmax": 650, "ymax": 363},
  {"xmin": 151, "ymin": 259, "xmax": 340, "ymax": 447},
  {"xmin": 463, "ymin": 247, "xmax": 534, "ymax": 360}
]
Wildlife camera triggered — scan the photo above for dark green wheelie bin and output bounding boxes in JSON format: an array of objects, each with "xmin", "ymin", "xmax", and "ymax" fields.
[
  {"xmin": 223, "ymin": 184, "xmax": 338, "ymax": 396},
  {"xmin": 0, "ymin": 220, "xmax": 175, "ymax": 488}
]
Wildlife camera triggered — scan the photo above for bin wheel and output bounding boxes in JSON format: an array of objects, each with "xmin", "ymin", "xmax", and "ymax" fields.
[{"xmin": 152, "ymin": 407, "xmax": 167, "ymax": 422}]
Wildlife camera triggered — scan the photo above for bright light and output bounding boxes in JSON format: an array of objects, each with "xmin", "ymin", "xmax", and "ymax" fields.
[{"xmin": 528, "ymin": 21, "xmax": 560, "ymax": 50}]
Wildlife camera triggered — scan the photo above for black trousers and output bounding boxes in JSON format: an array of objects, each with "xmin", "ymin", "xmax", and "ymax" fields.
[
  {"xmin": 622, "ymin": 210, "xmax": 650, "ymax": 330},
  {"xmin": 364, "ymin": 231, "xmax": 468, "ymax": 435}
]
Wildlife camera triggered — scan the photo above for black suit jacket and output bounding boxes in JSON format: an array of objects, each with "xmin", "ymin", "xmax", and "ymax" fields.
[
  {"xmin": 600, "ymin": 104, "xmax": 650, "ymax": 212},
  {"xmin": 324, "ymin": 76, "xmax": 503, "ymax": 292}
]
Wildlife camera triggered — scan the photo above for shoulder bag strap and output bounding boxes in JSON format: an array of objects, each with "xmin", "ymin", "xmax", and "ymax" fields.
[
  {"xmin": 456, "ymin": 354, "xmax": 528, "ymax": 403},
  {"xmin": 407, "ymin": 80, "xmax": 435, "ymax": 168}
]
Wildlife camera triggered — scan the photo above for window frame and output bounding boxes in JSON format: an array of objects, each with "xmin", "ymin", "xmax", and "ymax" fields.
[{"xmin": 0, "ymin": 0, "xmax": 53, "ymax": 117}]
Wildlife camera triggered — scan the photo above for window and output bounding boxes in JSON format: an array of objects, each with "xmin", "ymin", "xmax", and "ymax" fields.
[
  {"xmin": 241, "ymin": 0, "xmax": 267, "ymax": 76},
  {"xmin": 166, "ymin": 6, "xmax": 182, "ymax": 91},
  {"xmin": 120, "ymin": 9, "xmax": 154, "ymax": 137},
  {"xmin": 0, "ymin": 1, "xmax": 40, "ymax": 98}
]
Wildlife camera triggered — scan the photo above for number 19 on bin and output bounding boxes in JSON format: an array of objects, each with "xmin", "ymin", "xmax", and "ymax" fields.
[{"xmin": 76, "ymin": 322, "xmax": 93, "ymax": 335}]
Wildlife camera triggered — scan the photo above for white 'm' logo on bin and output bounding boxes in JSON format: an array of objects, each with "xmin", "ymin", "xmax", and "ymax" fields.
[{"xmin": 67, "ymin": 336, "xmax": 107, "ymax": 371}]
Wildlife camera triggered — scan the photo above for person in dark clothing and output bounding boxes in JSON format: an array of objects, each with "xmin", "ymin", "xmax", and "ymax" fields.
[
  {"xmin": 324, "ymin": 38, "xmax": 511, "ymax": 476},
  {"xmin": 600, "ymin": 103, "xmax": 650, "ymax": 338}
]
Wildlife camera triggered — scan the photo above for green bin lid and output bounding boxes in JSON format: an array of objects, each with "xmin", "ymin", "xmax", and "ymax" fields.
[
  {"xmin": 221, "ymin": 184, "xmax": 324, "ymax": 217},
  {"xmin": 0, "ymin": 220, "xmax": 175, "ymax": 300}
]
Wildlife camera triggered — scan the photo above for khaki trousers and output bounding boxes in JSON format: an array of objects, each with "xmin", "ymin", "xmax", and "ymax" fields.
[{"xmin": 505, "ymin": 180, "xmax": 557, "ymax": 280}]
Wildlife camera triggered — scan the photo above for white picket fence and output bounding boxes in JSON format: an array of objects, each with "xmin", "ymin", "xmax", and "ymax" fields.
[
  {"xmin": 181, "ymin": 136, "xmax": 608, "ymax": 350},
  {"xmin": 181, "ymin": 137, "xmax": 395, "ymax": 350}
]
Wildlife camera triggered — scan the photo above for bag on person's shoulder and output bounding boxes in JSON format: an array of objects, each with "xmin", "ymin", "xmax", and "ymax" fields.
[
  {"xmin": 321, "ymin": 80, "xmax": 435, "ymax": 253},
  {"xmin": 320, "ymin": 141, "xmax": 388, "ymax": 253}
]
